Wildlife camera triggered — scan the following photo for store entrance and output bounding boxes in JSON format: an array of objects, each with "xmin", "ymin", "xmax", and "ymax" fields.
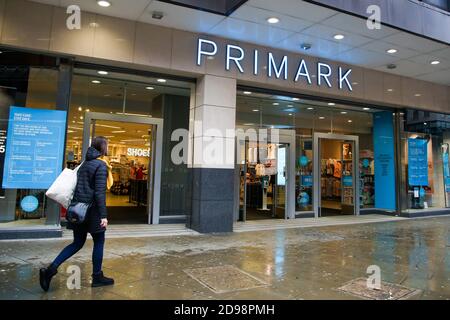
[
  {"xmin": 237, "ymin": 141, "xmax": 291, "ymax": 221},
  {"xmin": 81, "ymin": 112, "xmax": 163, "ymax": 225},
  {"xmin": 313, "ymin": 133, "xmax": 359, "ymax": 217}
]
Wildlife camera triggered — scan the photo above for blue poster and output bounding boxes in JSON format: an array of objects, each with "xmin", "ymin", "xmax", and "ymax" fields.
[
  {"xmin": 301, "ymin": 175, "xmax": 313, "ymax": 187},
  {"xmin": 373, "ymin": 111, "xmax": 396, "ymax": 210},
  {"xmin": 408, "ymin": 138, "xmax": 428, "ymax": 186},
  {"xmin": 2, "ymin": 107, "xmax": 67, "ymax": 190},
  {"xmin": 343, "ymin": 175, "xmax": 353, "ymax": 187},
  {"xmin": 443, "ymin": 148, "xmax": 450, "ymax": 192}
]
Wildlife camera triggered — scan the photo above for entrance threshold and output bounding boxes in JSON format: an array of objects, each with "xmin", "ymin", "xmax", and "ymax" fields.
[
  {"xmin": 62, "ymin": 224, "xmax": 199, "ymax": 240},
  {"xmin": 400, "ymin": 208, "xmax": 450, "ymax": 218},
  {"xmin": 234, "ymin": 214, "xmax": 406, "ymax": 233},
  {"xmin": 0, "ymin": 225, "xmax": 62, "ymax": 240}
]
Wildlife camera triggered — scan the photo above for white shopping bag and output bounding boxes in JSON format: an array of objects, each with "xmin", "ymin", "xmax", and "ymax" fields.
[{"xmin": 45, "ymin": 164, "xmax": 83, "ymax": 209}]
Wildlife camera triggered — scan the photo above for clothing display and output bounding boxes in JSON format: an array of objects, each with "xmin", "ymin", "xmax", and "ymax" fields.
[
  {"xmin": 246, "ymin": 182, "xmax": 263, "ymax": 208},
  {"xmin": 333, "ymin": 160, "xmax": 342, "ymax": 178},
  {"xmin": 110, "ymin": 163, "xmax": 131, "ymax": 196},
  {"xmin": 321, "ymin": 177, "xmax": 342, "ymax": 198},
  {"xmin": 255, "ymin": 163, "xmax": 266, "ymax": 176},
  {"xmin": 129, "ymin": 179, "xmax": 148, "ymax": 206},
  {"xmin": 360, "ymin": 156, "xmax": 375, "ymax": 207}
]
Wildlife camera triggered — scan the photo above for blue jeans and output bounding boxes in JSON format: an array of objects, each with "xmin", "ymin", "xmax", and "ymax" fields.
[{"xmin": 52, "ymin": 230, "xmax": 105, "ymax": 275}]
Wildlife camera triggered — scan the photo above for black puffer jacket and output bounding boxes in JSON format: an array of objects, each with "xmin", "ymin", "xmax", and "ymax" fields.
[{"xmin": 67, "ymin": 147, "xmax": 108, "ymax": 234}]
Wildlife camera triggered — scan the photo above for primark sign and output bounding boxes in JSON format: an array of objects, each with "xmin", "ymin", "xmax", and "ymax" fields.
[{"xmin": 196, "ymin": 38, "xmax": 353, "ymax": 92}]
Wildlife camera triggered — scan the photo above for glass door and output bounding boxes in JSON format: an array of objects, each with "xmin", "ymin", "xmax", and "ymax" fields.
[
  {"xmin": 442, "ymin": 143, "xmax": 450, "ymax": 208},
  {"xmin": 82, "ymin": 112, "xmax": 163, "ymax": 224},
  {"xmin": 89, "ymin": 119, "xmax": 154, "ymax": 224},
  {"xmin": 274, "ymin": 143, "xmax": 288, "ymax": 219},
  {"xmin": 314, "ymin": 133, "xmax": 359, "ymax": 218},
  {"xmin": 239, "ymin": 141, "xmax": 288, "ymax": 220},
  {"xmin": 237, "ymin": 139, "xmax": 248, "ymax": 222},
  {"xmin": 341, "ymin": 141, "xmax": 355, "ymax": 215}
]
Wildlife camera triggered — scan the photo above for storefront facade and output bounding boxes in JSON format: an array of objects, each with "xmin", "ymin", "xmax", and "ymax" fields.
[{"xmin": 0, "ymin": 0, "xmax": 449, "ymax": 238}]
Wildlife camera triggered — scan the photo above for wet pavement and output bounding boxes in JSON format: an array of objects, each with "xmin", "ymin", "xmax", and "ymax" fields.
[{"xmin": 0, "ymin": 216, "xmax": 449, "ymax": 300}]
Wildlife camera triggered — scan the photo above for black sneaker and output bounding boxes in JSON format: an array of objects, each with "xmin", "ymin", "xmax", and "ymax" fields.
[
  {"xmin": 39, "ymin": 265, "xmax": 57, "ymax": 292},
  {"xmin": 92, "ymin": 271, "xmax": 114, "ymax": 288}
]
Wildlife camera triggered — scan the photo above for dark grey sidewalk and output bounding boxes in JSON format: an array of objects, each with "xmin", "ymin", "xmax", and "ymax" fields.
[{"xmin": 1, "ymin": 216, "xmax": 449, "ymax": 300}]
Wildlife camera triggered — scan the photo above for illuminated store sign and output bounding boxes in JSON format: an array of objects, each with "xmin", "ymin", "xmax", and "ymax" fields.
[
  {"xmin": 197, "ymin": 38, "xmax": 353, "ymax": 92},
  {"xmin": 127, "ymin": 148, "xmax": 151, "ymax": 157}
]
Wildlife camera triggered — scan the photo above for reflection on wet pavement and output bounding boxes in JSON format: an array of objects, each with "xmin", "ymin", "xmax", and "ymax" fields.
[{"xmin": 0, "ymin": 216, "xmax": 450, "ymax": 300}]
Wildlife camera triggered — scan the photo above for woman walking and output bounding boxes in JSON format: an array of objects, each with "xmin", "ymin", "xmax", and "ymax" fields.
[{"xmin": 39, "ymin": 136, "xmax": 115, "ymax": 291}]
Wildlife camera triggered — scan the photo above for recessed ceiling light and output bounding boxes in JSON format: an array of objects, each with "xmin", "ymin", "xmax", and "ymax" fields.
[
  {"xmin": 253, "ymin": 109, "xmax": 259, "ymax": 112},
  {"xmin": 157, "ymin": 79, "xmax": 167, "ymax": 83},
  {"xmin": 146, "ymin": 86, "xmax": 154, "ymax": 90},
  {"xmin": 292, "ymin": 98, "xmax": 300, "ymax": 101},
  {"xmin": 414, "ymin": 93, "xmax": 422, "ymax": 97},
  {"xmin": 98, "ymin": 71, "xmax": 108, "ymax": 75},
  {"xmin": 424, "ymin": 122, "xmax": 427, "ymax": 126},
  {"xmin": 273, "ymin": 102, "xmax": 279, "ymax": 106},
  {"xmin": 86, "ymin": 109, "xmax": 90, "ymax": 112},
  {"xmin": 348, "ymin": 120, "xmax": 353, "ymax": 123},
  {"xmin": 363, "ymin": 107, "xmax": 370, "ymax": 111},
  {"xmin": 151, "ymin": 11, "xmax": 164, "ymax": 20},
  {"xmin": 386, "ymin": 49, "xmax": 397, "ymax": 54},
  {"xmin": 328, "ymin": 103, "xmax": 335, "ymax": 106},
  {"xmin": 352, "ymin": 82, "xmax": 359, "ymax": 85},
  {"xmin": 289, "ymin": 113, "xmax": 293, "ymax": 116},
  {"xmin": 430, "ymin": 60, "xmax": 440, "ymax": 65},
  {"xmin": 78, "ymin": 107, "xmax": 83, "ymax": 111},
  {"xmin": 307, "ymin": 107, "xmax": 314, "ymax": 110},
  {"xmin": 319, "ymin": 116, "xmax": 325, "ymax": 120},
  {"xmin": 91, "ymin": 80, "xmax": 101, "ymax": 84},
  {"xmin": 300, "ymin": 43, "xmax": 312, "ymax": 51},
  {"xmin": 387, "ymin": 88, "xmax": 394, "ymax": 92},
  {"xmin": 341, "ymin": 111, "xmax": 347, "ymax": 114},
  {"xmin": 243, "ymin": 91, "xmax": 252, "ymax": 95},
  {"xmin": 97, "ymin": 0, "xmax": 111, "ymax": 7},
  {"xmin": 333, "ymin": 34, "xmax": 345, "ymax": 40},
  {"xmin": 267, "ymin": 17, "xmax": 280, "ymax": 24}
]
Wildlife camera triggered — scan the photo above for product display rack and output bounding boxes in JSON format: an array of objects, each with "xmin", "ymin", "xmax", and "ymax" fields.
[
  {"xmin": 296, "ymin": 160, "xmax": 313, "ymax": 211},
  {"xmin": 360, "ymin": 157, "xmax": 375, "ymax": 207},
  {"xmin": 342, "ymin": 158, "xmax": 354, "ymax": 206}
]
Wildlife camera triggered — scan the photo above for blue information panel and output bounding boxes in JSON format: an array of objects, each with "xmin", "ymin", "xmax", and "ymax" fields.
[
  {"xmin": 373, "ymin": 111, "xmax": 396, "ymax": 210},
  {"xmin": 2, "ymin": 107, "xmax": 67, "ymax": 190},
  {"xmin": 443, "ymin": 146, "xmax": 450, "ymax": 192},
  {"xmin": 408, "ymin": 138, "xmax": 428, "ymax": 187}
]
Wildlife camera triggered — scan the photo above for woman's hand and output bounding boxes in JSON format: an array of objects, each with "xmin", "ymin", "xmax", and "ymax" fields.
[{"xmin": 100, "ymin": 219, "xmax": 108, "ymax": 228}]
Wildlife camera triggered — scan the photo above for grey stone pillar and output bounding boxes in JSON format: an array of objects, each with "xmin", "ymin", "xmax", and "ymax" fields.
[{"xmin": 187, "ymin": 75, "xmax": 236, "ymax": 233}]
